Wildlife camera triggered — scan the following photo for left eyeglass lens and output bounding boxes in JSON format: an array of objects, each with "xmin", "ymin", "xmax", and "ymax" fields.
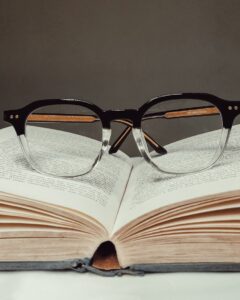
[{"xmin": 24, "ymin": 104, "xmax": 103, "ymax": 177}]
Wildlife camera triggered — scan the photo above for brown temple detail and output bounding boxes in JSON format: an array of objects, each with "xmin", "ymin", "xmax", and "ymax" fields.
[
  {"xmin": 27, "ymin": 114, "xmax": 98, "ymax": 123},
  {"xmin": 28, "ymin": 106, "xmax": 220, "ymax": 123},
  {"xmin": 111, "ymin": 126, "xmax": 132, "ymax": 148},
  {"xmin": 164, "ymin": 106, "xmax": 220, "ymax": 119},
  {"xmin": 144, "ymin": 133, "xmax": 161, "ymax": 148},
  {"xmin": 114, "ymin": 119, "xmax": 159, "ymax": 147}
]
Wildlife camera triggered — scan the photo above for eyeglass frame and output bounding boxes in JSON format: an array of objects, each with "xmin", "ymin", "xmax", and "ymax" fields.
[{"xmin": 3, "ymin": 92, "xmax": 240, "ymax": 177}]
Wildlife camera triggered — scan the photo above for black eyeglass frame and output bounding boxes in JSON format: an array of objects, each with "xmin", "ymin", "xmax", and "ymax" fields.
[
  {"xmin": 3, "ymin": 92, "xmax": 240, "ymax": 177},
  {"xmin": 4, "ymin": 93, "xmax": 240, "ymax": 132}
]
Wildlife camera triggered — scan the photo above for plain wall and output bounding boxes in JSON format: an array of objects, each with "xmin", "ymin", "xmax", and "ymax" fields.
[{"xmin": 1, "ymin": 0, "xmax": 240, "ymax": 155}]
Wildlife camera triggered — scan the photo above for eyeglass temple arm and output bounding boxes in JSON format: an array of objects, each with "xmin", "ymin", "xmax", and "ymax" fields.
[
  {"xmin": 108, "ymin": 119, "xmax": 167, "ymax": 155},
  {"xmin": 143, "ymin": 105, "xmax": 219, "ymax": 120},
  {"xmin": 27, "ymin": 113, "xmax": 167, "ymax": 155}
]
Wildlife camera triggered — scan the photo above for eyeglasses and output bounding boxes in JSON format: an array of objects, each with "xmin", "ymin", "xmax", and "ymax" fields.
[{"xmin": 3, "ymin": 93, "xmax": 240, "ymax": 178}]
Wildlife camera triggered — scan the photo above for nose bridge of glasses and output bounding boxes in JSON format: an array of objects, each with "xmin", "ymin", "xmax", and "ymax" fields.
[
  {"xmin": 103, "ymin": 109, "xmax": 168, "ymax": 155},
  {"xmin": 104, "ymin": 109, "xmax": 140, "ymax": 127}
]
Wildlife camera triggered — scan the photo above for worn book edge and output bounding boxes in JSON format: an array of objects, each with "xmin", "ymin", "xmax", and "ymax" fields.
[{"xmin": 1, "ymin": 259, "xmax": 240, "ymax": 276}]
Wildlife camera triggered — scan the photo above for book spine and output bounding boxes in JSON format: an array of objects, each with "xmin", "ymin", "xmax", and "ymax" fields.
[
  {"xmin": 0, "ymin": 258, "xmax": 143, "ymax": 276},
  {"xmin": 72, "ymin": 258, "xmax": 144, "ymax": 276}
]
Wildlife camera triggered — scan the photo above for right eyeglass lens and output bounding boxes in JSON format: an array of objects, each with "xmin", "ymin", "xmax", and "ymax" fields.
[
  {"xmin": 141, "ymin": 98, "xmax": 225, "ymax": 174},
  {"xmin": 24, "ymin": 103, "xmax": 103, "ymax": 177}
]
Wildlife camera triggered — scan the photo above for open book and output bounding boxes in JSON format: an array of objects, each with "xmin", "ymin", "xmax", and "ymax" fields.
[{"xmin": 0, "ymin": 126, "xmax": 240, "ymax": 275}]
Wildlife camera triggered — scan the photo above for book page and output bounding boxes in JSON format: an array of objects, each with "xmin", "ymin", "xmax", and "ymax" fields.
[
  {"xmin": 113, "ymin": 125, "xmax": 240, "ymax": 232},
  {"xmin": 0, "ymin": 127, "xmax": 132, "ymax": 230}
]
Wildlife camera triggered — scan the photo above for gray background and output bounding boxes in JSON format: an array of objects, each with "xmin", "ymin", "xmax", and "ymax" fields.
[{"xmin": 1, "ymin": 0, "xmax": 240, "ymax": 156}]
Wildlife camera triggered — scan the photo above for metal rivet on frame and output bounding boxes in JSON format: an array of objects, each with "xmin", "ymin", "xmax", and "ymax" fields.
[
  {"xmin": 15, "ymin": 115, "xmax": 19, "ymax": 119},
  {"xmin": 10, "ymin": 115, "xmax": 14, "ymax": 119},
  {"xmin": 228, "ymin": 106, "xmax": 233, "ymax": 110},
  {"xmin": 234, "ymin": 106, "xmax": 238, "ymax": 110}
]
